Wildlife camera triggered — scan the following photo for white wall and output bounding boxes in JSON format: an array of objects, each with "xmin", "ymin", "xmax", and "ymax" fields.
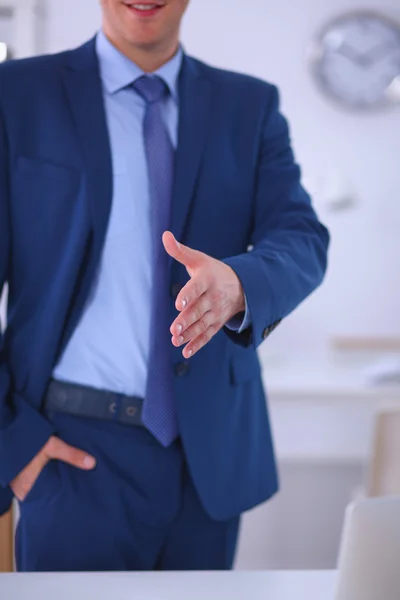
[
  {"xmin": 44, "ymin": 0, "xmax": 101, "ymax": 52},
  {"xmin": 43, "ymin": 0, "xmax": 400, "ymax": 355}
]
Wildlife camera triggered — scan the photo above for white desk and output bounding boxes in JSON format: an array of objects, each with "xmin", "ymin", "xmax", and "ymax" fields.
[
  {"xmin": 261, "ymin": 349, "xmax": 400, "ymax": 463},
  {"xmin": 0, "ymin": 570, "xmax": 337, "ymax": 600}
]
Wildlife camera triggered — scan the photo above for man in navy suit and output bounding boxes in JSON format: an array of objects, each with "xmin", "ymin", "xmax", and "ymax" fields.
[{"xmin": 0, "ymin": 0, "xmax": 329, "ymax": 571}]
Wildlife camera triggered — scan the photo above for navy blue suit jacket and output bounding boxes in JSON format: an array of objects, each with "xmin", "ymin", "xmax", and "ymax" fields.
[{"xmin": 0, "ymin": 39, "xmax": 329, "ymax": 518}]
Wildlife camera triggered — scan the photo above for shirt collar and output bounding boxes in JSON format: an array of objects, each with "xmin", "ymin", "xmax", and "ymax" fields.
[{"xmin": 95, "ymin": 30, "xmax": 183, "ymax": 102}]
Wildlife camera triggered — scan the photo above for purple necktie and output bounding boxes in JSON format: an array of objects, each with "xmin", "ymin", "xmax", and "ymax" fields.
[{"xmin": 133, "ymin": 75, "xmax": 179, "ymax": 447}]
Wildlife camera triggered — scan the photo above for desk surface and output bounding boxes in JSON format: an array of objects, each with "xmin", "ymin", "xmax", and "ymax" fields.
[
  {"xmin": 261, "ymin": 350, "xmax": 400, "ymax": 399},
  {"xmin": 0, "ymin": 570, "xmax": 337, "ymax": 600}
]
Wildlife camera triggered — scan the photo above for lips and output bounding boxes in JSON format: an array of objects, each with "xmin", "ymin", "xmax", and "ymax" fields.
[{"xmin": 125, "ymin": 2, "xmax": 165, "ymax": 17}]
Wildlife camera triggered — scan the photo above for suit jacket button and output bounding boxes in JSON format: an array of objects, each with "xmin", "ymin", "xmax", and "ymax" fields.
[
  {"xmin": 262, "ymin": 328, "xmax": 269, "ymax": 340},
  {"xmin": 175, "ymin": 362, "xmax": 190, "ymax": 377},
  {"xmin": 171, "ymin": 283, "xmax": 183, "ymax": 300}
]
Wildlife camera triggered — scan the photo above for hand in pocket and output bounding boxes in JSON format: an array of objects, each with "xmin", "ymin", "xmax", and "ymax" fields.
[{"xmin": 10, "ymin": 436, "xmax": 96, "ymax": 501}]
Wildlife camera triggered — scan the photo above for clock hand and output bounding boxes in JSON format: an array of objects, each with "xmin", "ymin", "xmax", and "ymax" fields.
[{"xmin": 337, "ymin": 42, "xmax": 370, "ymax": 67}]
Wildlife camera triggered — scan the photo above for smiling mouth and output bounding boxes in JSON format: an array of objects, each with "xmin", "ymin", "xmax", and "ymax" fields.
[{"xmin": 124, "ymin": 2, "xmax": 165, "ymax": 16}]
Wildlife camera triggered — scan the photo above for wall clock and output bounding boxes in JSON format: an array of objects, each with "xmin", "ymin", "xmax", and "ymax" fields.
[{"xmin": 309, "ymin": 11, "xmax": 400, "ymax": 111}]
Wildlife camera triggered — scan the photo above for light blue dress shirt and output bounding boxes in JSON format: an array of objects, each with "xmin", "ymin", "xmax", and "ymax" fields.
[{"xmin": 54, "ymin": 31, "xmax": 249, "ymax": 396}]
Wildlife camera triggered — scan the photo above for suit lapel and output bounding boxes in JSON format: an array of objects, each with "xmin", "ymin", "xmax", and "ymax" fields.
[
  {"xmin": 170, "ymin": 56, "xmax": 211, "ymax": 244},
  {"xmin": 58, "ymin": 39, "xmax": 113, "ymax": 353},
  {"xmin": 61, "ymin": 39, "xmax": 113, "ymax": 260}
]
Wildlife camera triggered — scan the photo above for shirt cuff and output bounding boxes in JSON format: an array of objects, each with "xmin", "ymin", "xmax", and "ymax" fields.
[{"xmin": 225, "ymin": 294, "xmax": 251, "ymax": 333}]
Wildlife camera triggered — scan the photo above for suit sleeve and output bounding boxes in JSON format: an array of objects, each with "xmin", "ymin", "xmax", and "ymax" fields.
[
  {"xmin": 0, "ymin": 92, "xmax": 54, "ymax": 490},
  {"xmin": 223, "ymin": 86, "xmax": 330, "ymax": 349}
]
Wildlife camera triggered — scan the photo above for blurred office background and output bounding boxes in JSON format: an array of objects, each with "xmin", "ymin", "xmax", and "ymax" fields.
[{"xmin": 1, "ymin": 0, "xmax": 400, "ymax": 571}]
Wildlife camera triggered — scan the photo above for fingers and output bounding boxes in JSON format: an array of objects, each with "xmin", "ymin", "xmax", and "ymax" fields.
[
  {"xmin": 162, "ymin": 231, "xmax": 204, "ymax": 269},
  {"xmin": 171, "ymin": 291, "xmax": 212, "ymax": 337},
  {"xmin": 173, "ymin": 277, "xmax": 210, "ymax": 317},
  {"xmin": 171, "ymin": 310, "xmax": 215, "ymax": 351},
  {"xmin": 45, "ymin": 437, "xmax": 96, "ymax": 470},
  {"xmin": 10, "ymin": 451, "xmax": 49, "ymax": 502},
  {"xmin": 170, "ymin": 288, "xmax": 223, "ymax": 359}
]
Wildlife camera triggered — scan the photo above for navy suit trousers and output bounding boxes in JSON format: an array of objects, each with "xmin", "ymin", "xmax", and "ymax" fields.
[{"xmin": 15, "ymin": 412, "xmax": 239, "ymax": 572}]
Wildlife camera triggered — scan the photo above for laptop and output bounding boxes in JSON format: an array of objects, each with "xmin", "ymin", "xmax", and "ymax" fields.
[{"xmin": 335, "ymin": 496, "xmax": 400, "ymax": 600}]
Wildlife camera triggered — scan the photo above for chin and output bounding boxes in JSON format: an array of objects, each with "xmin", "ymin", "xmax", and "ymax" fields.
[{"xmin": 122, "ymin": 24, "xmax": 156, "ymax": 42}]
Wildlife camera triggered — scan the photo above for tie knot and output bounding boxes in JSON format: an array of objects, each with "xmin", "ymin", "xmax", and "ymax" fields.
[{"xmin": 133, "ymin": 75, "xmax": 169, "ymax": 104}]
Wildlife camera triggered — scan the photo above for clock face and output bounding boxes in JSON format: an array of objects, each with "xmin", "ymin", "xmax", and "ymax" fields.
[{"xmin": 310, "ymin": 11, "xmax": 400, "ymax": 110}]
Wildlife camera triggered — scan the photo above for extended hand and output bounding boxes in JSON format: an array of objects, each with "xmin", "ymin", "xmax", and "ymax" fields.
[
  {"xmin": 163, "ymin": 231, "xmax": 246, "ymax": 359},
  {"xmin": 11, "ymin": 436, "xmax": 96, "ymax": 502}
]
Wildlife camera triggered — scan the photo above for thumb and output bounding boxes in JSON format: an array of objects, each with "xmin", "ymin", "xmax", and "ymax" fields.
[
  {"xmin": 46, "ymin": 437, "xmax": 96, "ymax": 470},
  {"xmin": 162, "ymin": 231, "xmax": 204, "ymax": 269}
]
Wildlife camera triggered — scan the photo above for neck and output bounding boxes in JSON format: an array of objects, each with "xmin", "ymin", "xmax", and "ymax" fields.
[{"xmin": 102, "ymin": 29, "xmax": 179, "ymax": 72}]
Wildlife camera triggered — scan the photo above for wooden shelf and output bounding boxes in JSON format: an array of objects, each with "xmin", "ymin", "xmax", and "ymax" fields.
[{"xmin": 0, "ymin": 509, "xmax": 13, "ymax": 572}]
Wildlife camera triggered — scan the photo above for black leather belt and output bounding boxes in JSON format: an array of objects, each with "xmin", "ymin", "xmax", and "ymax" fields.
[{"xmin": 44, "ymin": 380, "xmax": 145, "ymax": 427}]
